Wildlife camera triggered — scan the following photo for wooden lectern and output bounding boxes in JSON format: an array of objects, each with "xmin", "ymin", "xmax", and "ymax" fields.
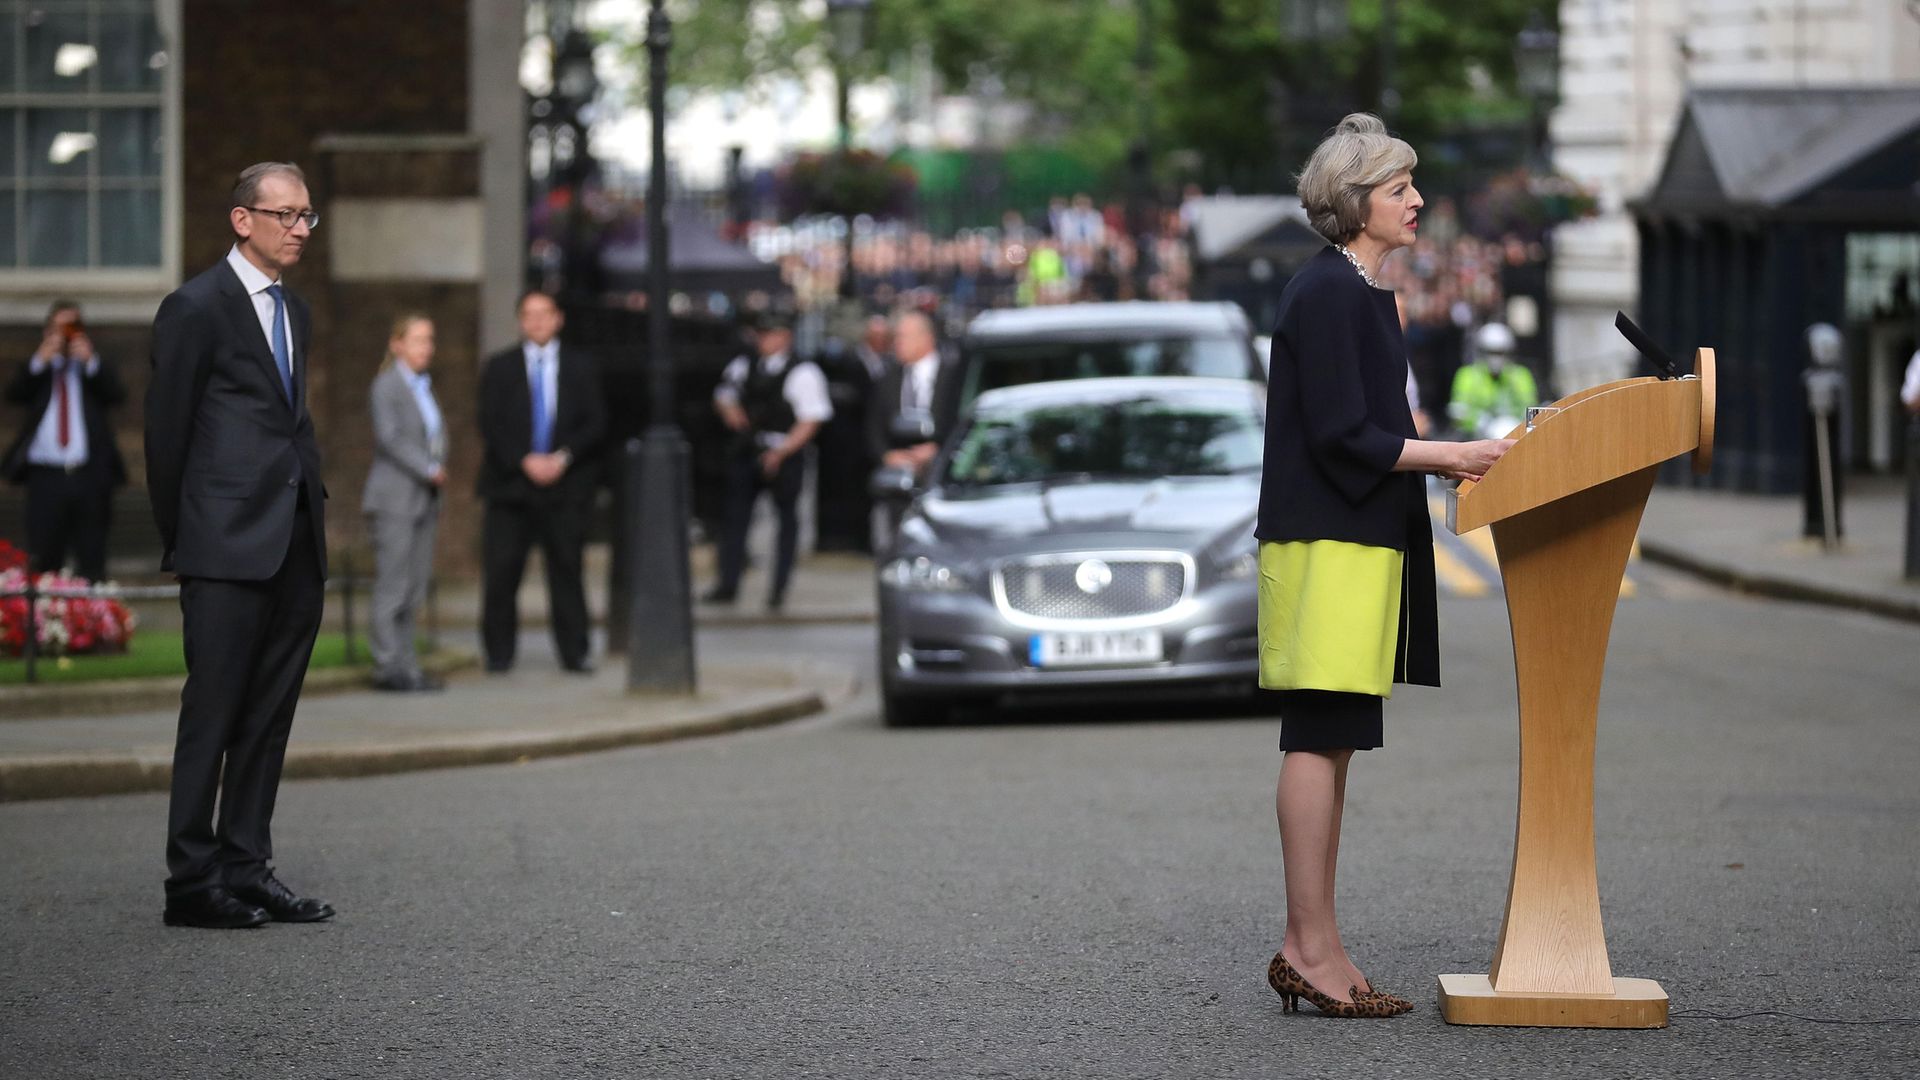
[{"xmin": 1436, "ymin": 349, "xmax": 1717, "ymax": 1029}]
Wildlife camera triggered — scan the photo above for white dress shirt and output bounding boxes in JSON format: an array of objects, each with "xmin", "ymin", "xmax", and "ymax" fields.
[
  {"xmin": 523, "ymin": 339, "xmax": 561, "ymax": 430},
  {"xmin": 899, "ymin": 353, "xmax": 940, "ymax": 415},
  {"xmin": 25, "ymin": 352, "xmax": 97, "ymax": 468},
  {"xmin": 225, "ymin": 245, "xmax": 296, "ymax": 385}
]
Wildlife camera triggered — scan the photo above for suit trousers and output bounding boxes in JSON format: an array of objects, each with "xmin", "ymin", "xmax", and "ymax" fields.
[
  {"xmin": 366, "ymin": 502, "xmax": 439, "ymax": 680},
  {"xmin": 166, "ymin": 498, "xmax": 325, "ymax": 898},
  {"xmin": 25, "ymin": 464, "xmax": 112, "ymax": 581},
  {"xmin": 482, "ymin": 495, "xmax": 589, "ymax": 669},
  {"xmin": 715, "ymin": 452, "xmax": 805, "ymax": 600}
]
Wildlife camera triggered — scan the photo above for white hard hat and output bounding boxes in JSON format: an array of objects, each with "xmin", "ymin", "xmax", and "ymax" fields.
[{"xmin": 1475, "ymin": 322, "xmax": 1516, "ymax": 355}]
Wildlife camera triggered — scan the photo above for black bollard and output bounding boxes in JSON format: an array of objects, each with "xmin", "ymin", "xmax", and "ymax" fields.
[
  {"xmin": 1906, "ymin": 418, "xmax": 1920, "ymax": 581},
  {"xmin": 625, "ymin": 433, "xmax": 697, "ymax": 693}
]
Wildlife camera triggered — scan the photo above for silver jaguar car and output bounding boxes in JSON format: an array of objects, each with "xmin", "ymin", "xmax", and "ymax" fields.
[{"xmin": 876, "ymin": 377, "xmax": 1263, "ymax": 726}]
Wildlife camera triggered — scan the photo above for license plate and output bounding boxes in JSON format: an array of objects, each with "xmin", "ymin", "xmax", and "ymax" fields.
[{"xmin": 1029, "ymin": 630, "xmax": 1164, "ymax": 668}]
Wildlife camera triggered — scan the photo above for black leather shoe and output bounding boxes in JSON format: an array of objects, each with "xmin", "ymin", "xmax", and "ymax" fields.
[
  {"xmin": 766, "ymin": 592, "xmax": 786, "ymax": 613},
  {"xmin": 370, "ymin": 672, "xmax": 415, "ymax": 692},
  {"xmin": 410, "ymin": 672, "xmax": 447, "ymax": 691},
  {"xmin": 163, "ymin": 886, "xmax": 269, "ymax": 929},
  {"xmin": 561, "ymin": 659, "xmax": 595, "ymax": 675},
  {"xmin": 232, "ymin": 873, "xmax": 335, "ymax": 923},
  {"xmin": 699, "ymin": 587, "xmax": 737, "ymax": 605}
]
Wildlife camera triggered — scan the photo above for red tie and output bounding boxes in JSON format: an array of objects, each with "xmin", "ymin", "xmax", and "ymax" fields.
[{"xmin": 54, "ymin": 360, "xmax": 70, "ymax": 448}]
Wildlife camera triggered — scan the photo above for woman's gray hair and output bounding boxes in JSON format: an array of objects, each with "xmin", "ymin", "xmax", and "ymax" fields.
[
  {"xmin": 1296, "ymin": 113, "xmax": 1417, "ymax": 243},
  {"xmin": 231, "ymin": 162, "xmax": 307, "ymax": 208}
]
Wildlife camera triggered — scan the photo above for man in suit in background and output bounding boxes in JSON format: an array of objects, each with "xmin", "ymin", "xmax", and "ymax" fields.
[
  {"xmin": 476, "ymin": 290, "xmax": 606, "ymax": 674},
  {"xmin": 3, "ymin": 299, "xmax": 128, "ymax": 581},
  {"xmin": 866, "ymin": 310, "xmax": 961, "ymax": 538},
  {"xmin": 362, "ymin": 312, "xmax": 447, "ymax": 693},
  {"xmin": 145, "ymin": 162, "xmax": 334, "ymax": 930}
]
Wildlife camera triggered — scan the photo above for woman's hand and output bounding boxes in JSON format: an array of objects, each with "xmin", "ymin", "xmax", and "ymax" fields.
[{"xmin": 1443, "ymin": 438, "xmax": 1515, "ymax": 483}]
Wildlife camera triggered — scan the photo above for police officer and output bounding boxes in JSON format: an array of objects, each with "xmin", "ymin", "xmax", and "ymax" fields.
[
  {"xmin": 1447, "ymin": 322, "xmax": 1538, "ymax": 439},
  {"xmin": 704, "ymin": 311, "xmax": 834, "ymax": 611}
]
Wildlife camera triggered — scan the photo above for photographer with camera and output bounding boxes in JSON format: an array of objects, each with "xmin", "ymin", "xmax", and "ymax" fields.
[{"xmin": 3, "ymin": 299, "xmax": 127, "ymax": 581}]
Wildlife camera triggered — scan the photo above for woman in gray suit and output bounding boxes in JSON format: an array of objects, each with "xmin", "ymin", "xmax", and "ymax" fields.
[{"xmin": 362, "ymin": 313, "xmax": 447, "ymax": 691}]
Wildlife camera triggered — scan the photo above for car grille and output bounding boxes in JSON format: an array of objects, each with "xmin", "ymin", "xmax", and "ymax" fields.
[{"xmin": 994, "ymin": 553, "xmax": 1191, "ymax": 623}]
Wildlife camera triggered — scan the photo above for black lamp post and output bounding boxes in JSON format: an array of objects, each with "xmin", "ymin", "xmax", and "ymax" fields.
[
  {"xmin": 552, "ymin": 20, "xmax": 601, "ymax": 300},
  {"xmin": 1513, "ymin": 11, "xmax": 1560, "ymax": 173},
  {"xmin": 624, "ymin": 0, "xmax": 697, "ymax": 693},
  {"xmin": 1512, "ymin": 9, "xmax": 1562, "ymax": 392},
  {"xmin": 827, "ymin": 0, "xmax": 872, "ymax": 300}
]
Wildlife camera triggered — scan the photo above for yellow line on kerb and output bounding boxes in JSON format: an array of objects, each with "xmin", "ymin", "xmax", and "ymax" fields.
[{"xmin": 1432, "ymin": 542, "xmax": 1490, "ymax": 597}]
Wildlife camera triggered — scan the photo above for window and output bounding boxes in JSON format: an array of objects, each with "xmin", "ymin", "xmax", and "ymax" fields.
[{"xmin": 0, "ymin": 1, "xmax": 173, "ymax": 278}]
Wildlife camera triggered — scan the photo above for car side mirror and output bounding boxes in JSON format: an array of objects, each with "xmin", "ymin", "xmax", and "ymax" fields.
[
  {"xmin": 889, "ymin": 414, "xmax": 935, "ymax": 448},
  {"xmin": 869, "ymin": 463, "xmax": 920, "ymax": 503}
]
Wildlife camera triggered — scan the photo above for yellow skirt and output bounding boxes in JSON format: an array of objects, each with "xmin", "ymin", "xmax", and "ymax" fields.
[{"xmin": 1257, "ymin": 539, "xmax": 1404, "ymax": 698}]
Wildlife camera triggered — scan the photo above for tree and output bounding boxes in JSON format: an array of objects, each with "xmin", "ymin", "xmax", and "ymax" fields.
[{"xmin": 616, "ymin": 1, "xmax": 1555, "ymax": 192}]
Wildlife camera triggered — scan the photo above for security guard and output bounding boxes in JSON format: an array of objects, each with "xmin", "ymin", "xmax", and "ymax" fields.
[
  {"xmin": 1448, "ymin": 322, "xmax": 1538, "ymax": 439},
  {"xmin": 704, "ymin": 311, "xmax": 834, "ymax": 611}
]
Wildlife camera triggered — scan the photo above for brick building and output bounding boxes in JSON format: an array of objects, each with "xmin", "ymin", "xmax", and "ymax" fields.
[{"xmin": 0, "ymin": 0, "xmax": 526, "ymax": 576}]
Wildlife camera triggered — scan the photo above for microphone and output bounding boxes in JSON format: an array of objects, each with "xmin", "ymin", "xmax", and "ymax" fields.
[{"xmin": 1614, "ymin": 312, "xmax": 1680, "ymax": 380}]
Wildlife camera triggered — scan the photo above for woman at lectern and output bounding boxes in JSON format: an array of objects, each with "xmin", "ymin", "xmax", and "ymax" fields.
[{"xmin": 1257, "ymin": 114, "xmax": 1513, "ymax": 1018}]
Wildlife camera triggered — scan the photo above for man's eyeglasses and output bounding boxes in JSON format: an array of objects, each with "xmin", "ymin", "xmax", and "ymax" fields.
[{"xmin": 241, "ymin": 206, "xmax": 321, "ymax": 230}]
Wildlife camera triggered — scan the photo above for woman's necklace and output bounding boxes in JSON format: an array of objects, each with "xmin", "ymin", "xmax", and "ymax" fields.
[{"xmin": 1336, "ymin": 244, "xmax": 1380, "ymax": 289}]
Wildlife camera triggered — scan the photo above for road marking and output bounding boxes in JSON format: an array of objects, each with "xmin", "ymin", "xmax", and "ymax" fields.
[
  {"xmin": 1433, "ymin": 540, "xmax": 1491, "ymax": 597},
  {"xmin": 1426, "ymin": 489, "xmax": 1645, "ymax": 599}
]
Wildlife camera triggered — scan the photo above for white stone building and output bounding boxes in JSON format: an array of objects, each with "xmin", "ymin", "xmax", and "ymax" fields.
[{"xmin": 1549, "ymin": 0, "xmax": 1920, "ymax": 394}]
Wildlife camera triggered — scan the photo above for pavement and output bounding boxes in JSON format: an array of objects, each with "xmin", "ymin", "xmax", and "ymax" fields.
[{"xmin": 3, "ymin": 474, "xmax": 1913, "ymax": 802}]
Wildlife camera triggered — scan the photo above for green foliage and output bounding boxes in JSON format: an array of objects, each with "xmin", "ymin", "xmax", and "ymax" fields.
[
  {"xmin": 621, "ymin": 1, "xmax": 1555, "ymax": 188},
  {"xmin": 0, "ymin": 631, "xmax": 421, "ymax": 685}
]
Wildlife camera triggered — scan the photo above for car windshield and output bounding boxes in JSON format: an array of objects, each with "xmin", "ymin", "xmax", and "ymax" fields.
[
  {"xmin": 943, "ymin": 395, "xmax": 1264, "ymax": 487},
  {"xmin": 964, "ymin": 336, "xmax": 1253, "ymax": 401}
]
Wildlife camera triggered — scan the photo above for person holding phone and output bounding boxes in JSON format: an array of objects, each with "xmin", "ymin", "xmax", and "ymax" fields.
[{"xmin": 3, "ymin": 299, "xmax": 128, "ymax": 581}]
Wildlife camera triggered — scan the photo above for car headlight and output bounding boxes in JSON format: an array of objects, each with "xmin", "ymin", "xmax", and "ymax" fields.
[
  {"xmin": 880, "ymin": 555, "xmax": 968, "ymax": 592},
  {"xmin": 1216, "ymin": 549, "xmax": 1258, "ymax": 581}
]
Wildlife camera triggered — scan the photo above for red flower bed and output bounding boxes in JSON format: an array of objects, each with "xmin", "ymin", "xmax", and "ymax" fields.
[{"xmin": 0, "ymin": 539, "xmax": 139, "ymax": 658}]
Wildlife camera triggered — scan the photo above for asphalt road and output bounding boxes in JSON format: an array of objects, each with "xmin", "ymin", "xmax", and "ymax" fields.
[{"xmin": 3, "ymin": 566, "xmax": 1918, "ymax": 1079}]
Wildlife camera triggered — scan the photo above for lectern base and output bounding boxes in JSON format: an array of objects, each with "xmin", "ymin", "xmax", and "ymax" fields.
[{"xmin": 1436, "ymin": 974, "xmax": 1668, "ymax": 1029}]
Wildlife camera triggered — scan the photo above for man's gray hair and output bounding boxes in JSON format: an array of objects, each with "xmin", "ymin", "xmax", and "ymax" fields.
[
  {"xmin": 1296, "ymin": 114, "xmax": 1417, "ymax": 244},
  {"xmin": 231, "ymin": 162, "xmax": 308, "ymax": 208}
]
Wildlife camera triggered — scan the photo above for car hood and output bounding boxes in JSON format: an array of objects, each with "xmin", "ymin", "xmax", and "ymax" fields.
[{"xmin": 902, "ymin": 474, "xmax": 1260, "ymax": 557}]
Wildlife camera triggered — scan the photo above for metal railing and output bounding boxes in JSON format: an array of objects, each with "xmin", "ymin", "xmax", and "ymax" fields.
[{"xmin": 2, "ymin": 551, "xmax": 439, "ymax": 686}]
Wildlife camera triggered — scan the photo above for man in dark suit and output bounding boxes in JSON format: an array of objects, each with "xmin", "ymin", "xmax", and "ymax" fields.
[
  {"xmin": 865, "ymin": 310, "xmax": 962, "ymax": 539},
  {"xmin": 476, "ymin": 290, "xmax": 606, "ymax": 673},
  {"xmin": 4, "ymin": 299, "xmax": 127, "ymax": 581},
  {"xmin": 145, "ymin": 162, "xmax": 333, "ymax": 930},
  {"xmin": 865, "ymin": 310, "xmax": 961, "ymax": 472}
]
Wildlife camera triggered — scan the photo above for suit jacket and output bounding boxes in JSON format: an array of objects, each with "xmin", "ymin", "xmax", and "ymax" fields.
[
  {"xmin": 362, "ymin": 361, "xmax": 446, "ymax": 519},
  {"xmin": 1255, "ymin": 245, "xmax": 1436, "ymax": 686},
  {"xmin": 864, "ymin": 358, "xmax": 964, "ymax": 464},
  {"xmin": 145, "ymin": 258, "xmax": 326, "ymax": 580},
  {"xmin": 476, "ymin": 342, "xmax": 606, "ymax": 504},
  {"xmin": 3, "ymin": 351, "xmax": 129, "ymax": 485}
]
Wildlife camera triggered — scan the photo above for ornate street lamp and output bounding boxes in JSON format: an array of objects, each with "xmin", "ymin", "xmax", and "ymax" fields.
[
  {"xmin": 827, "ymin": 0, "xmax": 872, "ymax": 299},
  {"xmin": 625, "ymin": 0, "xmax": 697, "ymax": 693}
]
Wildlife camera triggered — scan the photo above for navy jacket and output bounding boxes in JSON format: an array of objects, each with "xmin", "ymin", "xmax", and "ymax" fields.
[
  {"xmin": 1257, "ymin": 245, "xmax": 1438, "ymax": 686},
  {"xmin": 145, "ymin": 258, "xmax": 326, "ymax": 580}
]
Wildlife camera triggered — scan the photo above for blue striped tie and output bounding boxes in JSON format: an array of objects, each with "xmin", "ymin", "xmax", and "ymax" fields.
[{"xmin": 266, "ymin": 284, "xmax": 293, "ymax": 402}]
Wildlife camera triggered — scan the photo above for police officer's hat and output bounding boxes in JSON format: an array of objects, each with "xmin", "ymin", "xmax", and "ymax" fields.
[{"xmin": 748, "ymin": 308, "xmax": 797, "ymax": 334}]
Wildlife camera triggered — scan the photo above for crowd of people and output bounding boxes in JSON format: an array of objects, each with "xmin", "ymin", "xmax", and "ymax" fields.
[{"xmin": 750, "ymin": 193, "xmax": 1200, "ymax": 337}]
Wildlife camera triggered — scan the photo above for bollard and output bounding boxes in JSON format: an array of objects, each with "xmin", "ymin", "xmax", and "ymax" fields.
[
  {"xmin": 340, "ymin": 552, "xmax": 356, "ymax": 663},
  {"xmin": 23, "ymin": 575, "xmax": 38, "ymax": 685},
  {"xmin": 1906, "ymin": 419, "xmax": 1920, "ymax": 581}
]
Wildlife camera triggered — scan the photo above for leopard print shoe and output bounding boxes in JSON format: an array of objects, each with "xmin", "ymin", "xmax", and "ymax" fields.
[
  {"xmin": 1267, "ymin": 953, "xmax": 1401, "ymax": 1018},
  {"xmin": 1357, "ymin": 987, "xmax": 1414, "ymax": 1014}
]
